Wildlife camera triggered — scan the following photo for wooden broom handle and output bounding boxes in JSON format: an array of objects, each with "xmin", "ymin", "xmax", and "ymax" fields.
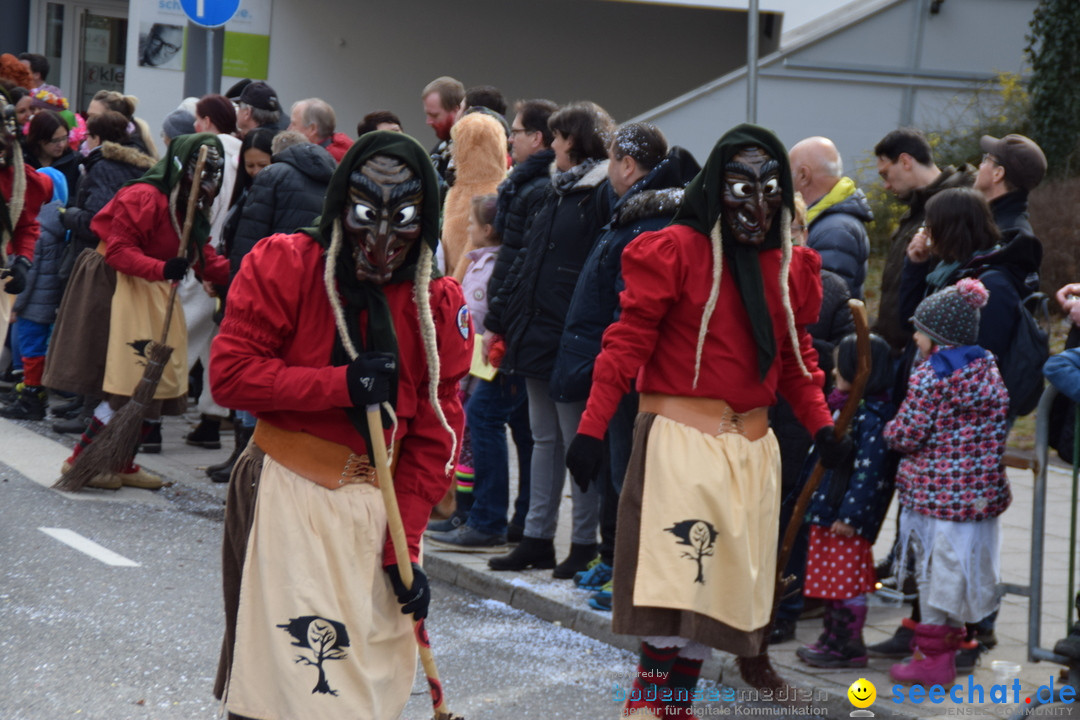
[{"xmin": 159, "ymin": 144, "xmax": 209, "ymax": 345}]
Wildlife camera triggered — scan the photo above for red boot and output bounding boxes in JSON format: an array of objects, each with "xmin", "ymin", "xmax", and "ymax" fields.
[{"xmin": 889, "ymin": 618, "xmax": 968, "ymax": 685}]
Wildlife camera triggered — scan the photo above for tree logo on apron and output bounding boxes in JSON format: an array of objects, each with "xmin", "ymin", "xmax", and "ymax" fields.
[
  {"xmin": 665, "ymin": 519, "xmax": 718, "ymax": 584},
  {"xmin": 277, "ymin": 616, "xmax": 351, "ymax": 696}
]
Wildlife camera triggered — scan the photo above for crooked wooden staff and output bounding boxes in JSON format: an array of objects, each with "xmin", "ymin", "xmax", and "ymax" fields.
[
  {"xmin": 55, "ymin": 145, "xmax": 210, "ymax": 492},
  {"xmin": 366, "ymin": 405, "xmax": 464, "ymax": 720},
  {"xmin": 738, "ymin": 299, "xmax": 871, "ymax": 692}
]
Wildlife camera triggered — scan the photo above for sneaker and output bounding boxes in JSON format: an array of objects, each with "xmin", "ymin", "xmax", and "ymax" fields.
[
  {"xmin": 589, "ymin": 580, "xmax": 613, "ymax": 611},
  {"xmin": 116, "ymin": 465, "xmax": 163, "ymax": 490},
  {"xmin": 0, "ymin": 385, "xmax": 47, "ymax": 421},
  {"xmin": 573, "ymin": 557, "xmax": 600, "ymax": 584},
  {"xmin": 426, "ymin": 515, "xmax": 464, "ymax": 533},
  {"xmin": 867, "ymin": 624, "xmax": 915, "ymax": 658},
  {"xmin": 139, "ymin": 423, "xmax": 162, "ymax": 454},
  {"xmin": 427, "ymin": 525, "xmax": 507, "ymax": 551},
  {"xmin": 575, "ymin": 560, "xmax": 613, "ymax": 591}
]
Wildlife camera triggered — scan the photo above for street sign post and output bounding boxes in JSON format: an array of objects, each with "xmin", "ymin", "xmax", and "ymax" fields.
[{"xmin": 180, "ymin": 0, "xmax": 241, "ymax": 28}]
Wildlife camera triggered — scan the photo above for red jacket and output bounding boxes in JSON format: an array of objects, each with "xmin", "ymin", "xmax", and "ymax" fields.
[
  {"xmin": 91, "ymin": 183, "xmax": 230, "ymax": 285},
  {"xmin": 0, "ymin": 164, "xmax": 51, "ymax": 260},
  {"xmin": 321, "ymin": 132, "xmax": 355, "ymax": 164},
  {"xmin": 578, "ymin": 224, "xmax": 832, "ymax": 439},
  {"xmin": 210, "ymin": 232, "xmax": 472, "ymax": 564}
]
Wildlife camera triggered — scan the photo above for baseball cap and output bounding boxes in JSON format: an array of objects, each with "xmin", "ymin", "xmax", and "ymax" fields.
[
  {"xmin": 980, "ymin": 134, "xmax": 1047, "ymax": 192},
  {"xmin": 238, "ymin": 81, "xmax": 280, "ymax": 112}
]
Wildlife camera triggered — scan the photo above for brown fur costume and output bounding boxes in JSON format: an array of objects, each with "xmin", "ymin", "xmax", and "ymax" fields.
[{"xmin": 441, "ymin": 112, "xmax": 507, "ymax": 281}]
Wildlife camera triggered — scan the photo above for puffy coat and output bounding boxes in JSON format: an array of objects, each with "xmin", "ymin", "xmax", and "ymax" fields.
[
  {"xmin": 549, "ymin": 147, "xmax": 700, "ymax": 402},
  {"xmin": 806, "ymin": 186, "xmax": 872, "ymax": 300},
  {"xmin": 25, "ymin": 146, "xmax": 81, "ymax": 197},
  {"xmin": 230, "ymin": 142, "xmax": 335, "ymax": 276},
  {"xmin": 484, "ymin": 148, "xmax": 554, "ymax": 333},
  {"xmin": 497, "ymin": 160, "xmax": 612, "ymax": 379},
  {"xmin": 14, "ymin": 198, "xmax": 67, "ymax": 324},
  {"xmin": 320, "ymin": 132, "xmax": 354, "ymax": 163},
  {"xmin": 885, "ymin": 347, "xmax": 1010, "ymax": 522},
  {"xmin": 62, "ymin": 141, "xmax": 156, "ymax": 254}
]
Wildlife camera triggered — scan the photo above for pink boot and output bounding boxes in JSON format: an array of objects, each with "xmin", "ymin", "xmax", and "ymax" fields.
[{"xmin": 889, "ymin": 619, "xmax": 967, "ymax": 685}]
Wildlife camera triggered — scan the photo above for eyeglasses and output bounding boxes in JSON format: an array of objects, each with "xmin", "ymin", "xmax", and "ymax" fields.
[
  {"xmin": 982, "ymin": 153, "xmax": 1001, "ymax": 166},
  {"xmin": 46, "ymin": 135, "xmax": 68, "ymax": 146}
]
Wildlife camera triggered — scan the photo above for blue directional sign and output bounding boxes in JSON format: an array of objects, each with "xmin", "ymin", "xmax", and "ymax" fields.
[{"xmin": 180, "ymin": 0, "xmax": 241, "ymax": 28}]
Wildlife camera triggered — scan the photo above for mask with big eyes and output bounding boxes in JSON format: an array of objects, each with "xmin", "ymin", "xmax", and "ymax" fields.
[
  {"xmin": 722, "ymin": 146, "xmax": 783, "ymax": 246},
  {"xmin": 344, "ymin": 155, "xmax": 423, "ymax": 285},
  {"xmin": 177, "ymin": 144, "xmax": 225, "ymax": 218},
  {"xmin": 0, "ymin": 99, "xmax": 16, "ymax": 169}
]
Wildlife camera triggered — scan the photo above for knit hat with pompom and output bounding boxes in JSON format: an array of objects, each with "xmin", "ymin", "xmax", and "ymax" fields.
[{"xmin": 912, "ymin": 277, "xmax": 989, "ymax": 347}]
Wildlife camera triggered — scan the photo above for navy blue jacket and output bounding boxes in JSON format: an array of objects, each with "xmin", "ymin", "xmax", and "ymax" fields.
[
  {"xmin": 806, "ymin": 396, "xmax": 896, "ymax": 542},
  {"xmin": 549, "ymin": 147, "xmax": 700, "ymax": 402},
  {"xmin": 806, "ymin": 188, "xmax": 872, "ymax": 299}
]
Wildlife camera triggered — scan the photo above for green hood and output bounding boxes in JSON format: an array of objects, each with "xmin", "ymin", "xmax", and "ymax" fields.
[
  {"xmin": 128, "ymin": 132, "xmax": 224, "ymax": 252},
  {"xmin": 672, "ymin": 123, "xmax": 796, "ymax": 380}
]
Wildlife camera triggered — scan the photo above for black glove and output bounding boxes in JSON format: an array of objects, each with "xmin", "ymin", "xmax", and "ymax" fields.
[
  {"xmin": 385, "ymin": 562, "xmax": 430, "ymax": 621},
  {"xmin": 163, "ymin": 257, "xmax": 190, "ymax": 281},
  {"xmin": 815, "ymin": 425, "xmax": 853, "ymax": 470},
  {"xmin": 566, "ymin": 433, "xmax": 604, "ymax": 493},
  {"xmin": 3, "ymin": 256, "xmax": 30, "ymax": 295},
  {"xmin": 346, "ymin": 352, "xmax": 396, "ymax": 407}
]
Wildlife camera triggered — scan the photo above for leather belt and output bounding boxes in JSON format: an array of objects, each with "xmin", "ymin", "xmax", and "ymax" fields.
[
  {"xmin": 638, "ymin": 393, "xmax": 770, "ymax": 441},
  {"xmin": 252, "ymin": 420, "xmax": 379, "ymax": 491}
]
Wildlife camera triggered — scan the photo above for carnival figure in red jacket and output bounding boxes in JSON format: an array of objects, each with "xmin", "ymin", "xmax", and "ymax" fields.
[
  {"xmin": 566, "ymin": 124, "xmax": 851, "ymax": 717},
  {"xmin": 209, "ymin": 132, "xmax": 471, "ymax": 720}
]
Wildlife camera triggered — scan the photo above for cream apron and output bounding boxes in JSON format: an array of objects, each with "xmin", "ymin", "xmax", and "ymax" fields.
[
  {"xmin": 0, "ymin": 290, "xmax": 9, "ymax": 360},
  {"xmin": 634, "ymin": 415, "xmax": 780, "ymax": 633},
  {"xmin": 226, "ymin": 456, "xmax": 416, "ymax": 720},
  {"xmin": 102, "ymin": 274, "xmax": 187, "ymax": 399}
]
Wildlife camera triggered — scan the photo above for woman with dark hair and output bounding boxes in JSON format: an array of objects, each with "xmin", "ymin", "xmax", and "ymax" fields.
[
  {"xmin": 22, "ymin": 110, "xmax": 80, "ymax": 191},
  {"xmin": 485, "ymin": 101, "xmax": 615, "ymax": 576},
  {"xmin": 899, "ymin": 186, "xmax": 1032, "ymax": 367}
]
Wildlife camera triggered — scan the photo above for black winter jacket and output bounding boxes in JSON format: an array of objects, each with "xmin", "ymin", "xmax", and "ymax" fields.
[
  {"xmin": 806, "ymin": 188, "xmax": 872, "ymax": 300},
  {"xmin": 485, "ymin": 148, "xmax": 555, "ymax": 334},
  {"xmin": 497, "ymin": 160, "xmax": 613, "ymax": 379},
  {"xmin": 14, "ymin": 199, "xmax": 67, "ymax": 324},
  {"xmin": 549, "ymin": 148, "xmax": 700, "ymax": 402},
  {"xmin": 62, "ymin": 141, "xmax": 155, "ymax": 254},
  {"xmin": 230, "ymin": 142, "xmax": 335, "ymax": 276},
  {"xmin": 990, "ymin": 190, "xmax": 1035, "ymax": 237},
  {"xmin": 25, "ymin": 146, "xmax": 82, "ymax": 198}
]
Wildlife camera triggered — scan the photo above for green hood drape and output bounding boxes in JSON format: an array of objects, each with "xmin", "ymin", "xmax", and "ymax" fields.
[
  {"xmin": 128, "ymin": 132, "xmax": 223, "ymax": 254},
  {"xmin": 301, "ymin": 131, "xmax": 443, "ymax": 414},
  {"xmin": 671, "ymin": 123, "xmax": 795, "ymax": 380}
]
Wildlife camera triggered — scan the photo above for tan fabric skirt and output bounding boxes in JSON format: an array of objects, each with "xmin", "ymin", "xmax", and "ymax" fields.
[
  {"xmin": 103, "ymin": 273, "xmax": 187, "ymax": 400},
  {"xmin": 612, "ymin": 412, "xmax": 780, "ymax": 657},
  {"xmin": 42, "ymin": 249, "xmax": 116, "ymax": 396},
  {"xmin": 0, "ymin": 290, "xmax": 9, "ymax": 359},
  {"xmin": 224, "ymin": 454, "xmax": 416, "ymax": 720}
]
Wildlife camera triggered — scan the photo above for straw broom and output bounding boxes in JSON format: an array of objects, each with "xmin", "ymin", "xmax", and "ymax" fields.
[
  {"xmin": 365, "ymin": 404, "xmax": 464, "ymax": 720},
  {"xmin": 737, "ymin": 299, "xmax": 871, "ymax": 693},
  {"xmin": 54, "ymin": 146, "xmax": 209, "ymax": 492}
]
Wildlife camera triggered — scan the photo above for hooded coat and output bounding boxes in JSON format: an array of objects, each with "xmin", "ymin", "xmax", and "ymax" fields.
[
  {"xmin": 14, "ymin": 169, "xmax": 68, "ymax": 324},
  {"xmin": 441, "ymin": 112, "xmax": 507, "ymax": 281},
  {"xmin": 549, "ymin": 147, "xmax": 700, "ymax": 403},
  {"xmin": 230, "ymin": 141, "xmax": 336, "ymax": 276},
  {"xmin": 62, "ymin": 140, "xmax": 156, "ymax": 255}
]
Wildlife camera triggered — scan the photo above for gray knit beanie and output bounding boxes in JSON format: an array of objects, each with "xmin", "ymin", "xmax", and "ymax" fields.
[
  {"xmin": 912, "ymin": 277, "xmax": 989, "ymax": 347},
  {"xmin": 162, "ymin": 109, "xmax": 196, "ymax": 141}
]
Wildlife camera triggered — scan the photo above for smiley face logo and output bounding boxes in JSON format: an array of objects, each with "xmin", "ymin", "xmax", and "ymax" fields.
[{"xmin": 848, "ymin": 678, "xmax": 876, "ymax": 708}]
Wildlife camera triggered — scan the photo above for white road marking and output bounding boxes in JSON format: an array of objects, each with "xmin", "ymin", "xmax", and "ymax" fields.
[{"xmin": 38, "ymin": 527, "xmax": 141, "ymax": 567}]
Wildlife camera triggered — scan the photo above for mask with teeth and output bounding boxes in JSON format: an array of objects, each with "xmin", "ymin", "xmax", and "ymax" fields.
[
  {"xmin": 722, "ymin": 146, "xmax": 782, "ymax": 246},
  {"xmin": 344, "ymin": 155, "xmax": 423, "ymax": 285},
  {"xmin": 177, "ymin": 144, "xmax": 224, "ymax": 218}
]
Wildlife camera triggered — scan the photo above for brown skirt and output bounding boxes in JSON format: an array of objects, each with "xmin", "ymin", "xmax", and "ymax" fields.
[
  {"xmin": 43, "ymin": 249, "xmax": 115, "ymax": 396},
  {"xmin": 611, "ymin": 412, "xmax": 770, "ymax": 657}
]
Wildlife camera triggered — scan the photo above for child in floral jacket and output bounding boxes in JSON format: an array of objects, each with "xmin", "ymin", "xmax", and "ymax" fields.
[{"xmin": 883, "ymin": 277, "xmax": 1010, "ymax": 687}]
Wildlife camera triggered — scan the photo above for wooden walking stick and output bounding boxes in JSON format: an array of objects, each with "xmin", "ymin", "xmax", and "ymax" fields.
[
  {"xmin": 366, "ymin": 404, "xmax": 464, "ymax": 720},
  {"xmin": 738, "ymin": 299, "xmax": 871, "ymax": 691},
  {"xmin": 55, "ymin": 145, "xmax": 210, "ymax": 492}
]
